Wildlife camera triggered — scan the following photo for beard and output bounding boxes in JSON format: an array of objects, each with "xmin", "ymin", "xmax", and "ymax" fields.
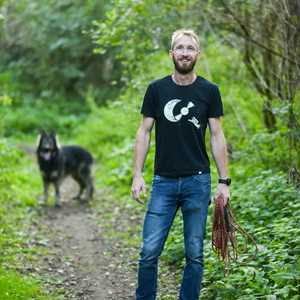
[{"xmin": 172, "ymin": 55, "xmax": 196, "ymax": 75}]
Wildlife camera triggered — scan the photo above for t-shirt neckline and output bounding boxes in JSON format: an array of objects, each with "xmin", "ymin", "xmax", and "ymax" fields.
[{"xmin": 169, "ymin": 75, "xmax": 200, "ymax": 88}]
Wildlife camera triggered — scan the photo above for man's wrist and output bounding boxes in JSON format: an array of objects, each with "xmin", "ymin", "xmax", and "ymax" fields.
[
  {"xmin": 218, "ymin": 177, "xmax": 231, "ymax": 186},
  {"xmin": 133, "ymin": 172, "xmax": 143, "ymax": 179}
]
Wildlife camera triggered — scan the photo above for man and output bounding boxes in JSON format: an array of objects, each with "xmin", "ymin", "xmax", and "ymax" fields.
[{"xmin": 131, "ymin": 29, "xmax": 230, "ymax": 300}]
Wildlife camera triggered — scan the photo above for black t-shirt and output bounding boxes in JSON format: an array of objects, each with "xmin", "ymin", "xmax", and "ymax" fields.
[{"xmin": 141, "ymin": 75, "xmax": 223, "ymax": 177}]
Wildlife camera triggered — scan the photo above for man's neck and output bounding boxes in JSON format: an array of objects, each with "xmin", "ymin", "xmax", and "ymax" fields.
[{"xmin": 172, "ymin": 72, "xmax": 197, "ymax": 86}]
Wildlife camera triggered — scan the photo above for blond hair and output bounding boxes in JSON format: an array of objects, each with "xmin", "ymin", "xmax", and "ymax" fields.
[{"xmin": 171, "ymin": 29, "xmax": 200, "ymax": 50}]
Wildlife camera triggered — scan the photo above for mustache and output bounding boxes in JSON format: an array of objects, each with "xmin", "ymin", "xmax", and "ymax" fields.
[
  {"xmin": 172, "ymin": 56, "xmax": 196, "ymax": 74},
  {"xmin": 179, "ymin": 55, "xmax": 192, "ymax": 61}
]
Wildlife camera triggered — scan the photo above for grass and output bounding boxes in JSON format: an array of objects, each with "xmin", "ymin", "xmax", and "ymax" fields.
[
  {"xmin": 0, "ymin": 268, "xmax": 53, "ymax": 300},
  {"xmin": 0, "ymin": 138, "xmax": 60, "ymax": 299}
]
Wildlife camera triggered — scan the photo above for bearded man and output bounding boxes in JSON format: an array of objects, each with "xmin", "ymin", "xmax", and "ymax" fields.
[{"xmin": 131, "ymin": 29, "xmax": 231, "ymax": 300}]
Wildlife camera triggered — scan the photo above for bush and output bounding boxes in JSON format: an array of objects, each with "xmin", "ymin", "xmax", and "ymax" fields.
[{"xmin": 0, "ymin": 0, "xmax": 120, "ymax": 100}]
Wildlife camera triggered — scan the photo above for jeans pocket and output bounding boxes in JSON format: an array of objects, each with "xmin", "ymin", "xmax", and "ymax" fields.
[
  {"xmin": 153, "ymin": 175, "xmax": 162, "ymax": 183},
  {"xmin": 192, "ymin": 173, "xmax": 211, "ymax": 183}
]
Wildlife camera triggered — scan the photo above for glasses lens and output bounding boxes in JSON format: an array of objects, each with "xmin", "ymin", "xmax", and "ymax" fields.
[{"xmin": 174, "ymin": 48, "xmax": 197, "ymax": 54}]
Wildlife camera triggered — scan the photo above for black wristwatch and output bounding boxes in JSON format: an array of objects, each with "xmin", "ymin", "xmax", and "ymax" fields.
[{"xmin": 218, "ymin": 178, "xmax": 231, "ymax": 186}]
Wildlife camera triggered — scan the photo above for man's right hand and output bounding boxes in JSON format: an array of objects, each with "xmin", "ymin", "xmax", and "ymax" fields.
[{"xmin": 131, "ymin": 175, "xmax": 147, "ymax": 204}]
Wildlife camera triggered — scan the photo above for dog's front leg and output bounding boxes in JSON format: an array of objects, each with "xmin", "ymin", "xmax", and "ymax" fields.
[
  {"xmin": 85, "ymin": 177, "xmax": 94, "ymax": 201},
  {"xmin": 54, "ymin": 181, "xmax": 61, "ymax": 208},
  {"xmin": 41, "ymin": 179, "xmax": 49, "ymax": 205}
]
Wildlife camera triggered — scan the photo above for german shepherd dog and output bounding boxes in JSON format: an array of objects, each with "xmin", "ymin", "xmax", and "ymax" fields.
[{"xmin": 36, "ymin": 130, "xmax": 94, "ymax": 207}]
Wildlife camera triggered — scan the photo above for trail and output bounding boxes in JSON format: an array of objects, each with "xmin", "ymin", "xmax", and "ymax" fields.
[
  {"xmin": 37, "ymin": 178, "xmax": 136, "ymax": 300},
  {"xmin": 20, "ymin": 144, "xmax": 137, "ymax": 299},
  {"xmin": 40, "ymin": 179, "xmax": 110, "ymax": 299}
]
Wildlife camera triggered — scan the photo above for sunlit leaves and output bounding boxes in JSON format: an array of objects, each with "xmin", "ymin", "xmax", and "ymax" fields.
[{"xmin": 91, "ymin": 0, "xmax": 197, "ymax": 81}]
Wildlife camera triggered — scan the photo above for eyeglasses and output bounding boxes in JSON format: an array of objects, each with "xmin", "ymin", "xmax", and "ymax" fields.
[{"xmin": 173, "ymin": 46, "xmax": 198, "ymax": 54}]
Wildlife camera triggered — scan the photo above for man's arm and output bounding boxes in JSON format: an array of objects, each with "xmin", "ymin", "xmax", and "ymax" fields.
[
  {"xmin": 131, "ymin": 116, "xmax": 155, "ymax": 203},
  {"xmin": 208, "ymin": 117, "xmax": 230, "ymax": 204}
]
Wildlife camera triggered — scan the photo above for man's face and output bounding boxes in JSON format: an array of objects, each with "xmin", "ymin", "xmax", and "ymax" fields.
[{"xmin": 170, "ymin": 35, "xmax": 199, "ymax": 75}]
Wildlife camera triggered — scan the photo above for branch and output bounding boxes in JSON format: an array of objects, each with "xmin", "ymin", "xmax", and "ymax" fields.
[{"xmin": 219, "ymin": 0, "xmax": 299, "ymax": 65}]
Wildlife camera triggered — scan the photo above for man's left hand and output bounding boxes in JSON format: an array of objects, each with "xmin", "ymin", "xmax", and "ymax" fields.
[{"xmin": 215, "ymin": 184, "xmax": 230, "ymax": 206}]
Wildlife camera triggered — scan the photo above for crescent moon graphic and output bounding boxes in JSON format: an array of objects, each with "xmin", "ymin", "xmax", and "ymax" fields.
[{"xmin": 164, "ymin": 99, "xmax": 182, "ymax": 122}]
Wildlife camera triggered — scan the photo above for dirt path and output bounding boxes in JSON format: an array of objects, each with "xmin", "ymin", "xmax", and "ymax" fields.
[
  {"xmin": 37, "ymin": 179, "xmax": 136, "ymax": 300},
  {"xmin": 20, "ymin": 145, "xmax": 137, "ymax": 299}
]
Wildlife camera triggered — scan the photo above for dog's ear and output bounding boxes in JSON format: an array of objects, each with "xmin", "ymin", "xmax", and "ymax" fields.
[
  {"xmin": 55, "ymin": 134, "xmax": 61, "ymax": 149},
  {"xmin": 50, "ymin": 130, "xmax": 61, "ymax": 149},
  {"xmin": 50, "ymin": 129, "xmax": 56, "ymax": 137},
  {"xmin": 37, "ymin": 129, "xmax": 46, "ymax": 148},
  {"xmin": 36, "ymin": 133, "xmax": 43, "ymax": 148},
  {"xmin": 39, "ymin": 129, "xmax": 47, "ymax": 136}
]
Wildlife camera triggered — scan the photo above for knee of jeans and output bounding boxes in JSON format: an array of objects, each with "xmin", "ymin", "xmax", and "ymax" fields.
[
  {"xmin": 185, "ymin": 238, "xmax": 204, "ymax": 264},
  {"xmin": 140, "ymin": 242, "xmax": 162, "ymax": 263}
]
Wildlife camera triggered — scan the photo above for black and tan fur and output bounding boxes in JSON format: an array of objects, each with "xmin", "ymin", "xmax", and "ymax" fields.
[{"xmin": 36, "ymin": 130, "xmax": 94, "ymax": 207}]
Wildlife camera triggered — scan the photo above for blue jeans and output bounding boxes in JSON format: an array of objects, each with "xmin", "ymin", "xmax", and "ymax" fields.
[{"xmin": 136, "ymin": 173, "xmax": 211, "ymax": 300}]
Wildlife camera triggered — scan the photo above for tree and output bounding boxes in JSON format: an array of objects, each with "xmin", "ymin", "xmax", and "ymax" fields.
[
  {"xmin": 0, "ymin": 0, "xmax": 118, "ymax": 100},
  {"xmin": 203, "ymin": 0, "xmax": 300, "ymax": 171}
]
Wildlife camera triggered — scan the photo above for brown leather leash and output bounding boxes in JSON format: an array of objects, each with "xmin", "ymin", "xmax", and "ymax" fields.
[{"xmin": 212, "ymin": 195, "xmax": 258, "ymax": 275}]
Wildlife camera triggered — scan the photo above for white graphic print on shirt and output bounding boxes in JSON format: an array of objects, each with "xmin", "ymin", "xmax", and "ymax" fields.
[{"xmin": 163, "ymin": 99, "xmax": 200, "ymax": 128}]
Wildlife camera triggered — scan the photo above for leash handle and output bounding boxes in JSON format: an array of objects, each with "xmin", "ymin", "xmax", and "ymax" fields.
[{"xmin": 212, "ymin": 195, "xmax": 258, "ymax": 275}]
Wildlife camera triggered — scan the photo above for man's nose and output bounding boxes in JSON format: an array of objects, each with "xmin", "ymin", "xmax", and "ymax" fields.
[{"xmin": 181, "ymin": 51, "xmax": 190, "ymax": 58}]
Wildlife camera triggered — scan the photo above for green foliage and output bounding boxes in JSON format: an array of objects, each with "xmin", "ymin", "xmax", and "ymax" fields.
[
  {"xmin": 0, "ymin": 68, "xmax": 90, "ymax": 139},
  {"xmin": 0, "ymin": 0, "xmax": 299, "ymax": 297},
  {"xmin": 1, "ymin": 98, "xmax": 88, "ymax": 138},
  {"xmin": 0, "ymin": 267, "xmax": 53, "ymax": 300},
  {"xmin": 201, "ymin": 169, "xmax": 300, "ymax": 299},
  {"xmin": 0, "ymin": 0, "xmax": 119, "ymax": 101},
  {"xmin": 231, "ymin": 99, "xmax": 300, "ymax": 172},
  {"xmin": 0, "ymin": 138, "xmax": 56, "ymax": 299},
  {"xmin": 91, "ymin": 0, "xmax": 197, "ymax": 81},
  {"xmin": 0, "ymin": 140, "xmax": 37, "ymax": 261},
  {"xmin": 204, "ymin": 0, "xmax": 300, "ymax": 170}
]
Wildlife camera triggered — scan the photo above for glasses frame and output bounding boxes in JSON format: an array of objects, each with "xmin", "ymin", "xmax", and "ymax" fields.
[{"xmin": 172, "ymin": 45, "xmax": 199, "ymax": 55}]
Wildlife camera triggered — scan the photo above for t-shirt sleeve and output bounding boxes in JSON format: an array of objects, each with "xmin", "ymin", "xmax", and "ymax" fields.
[
  {"xmin": 140, "ymin": 84, "xmax": 156, "ymax": 118},
  {"xmin": 208, "ymin": 85, "xmax": 224, "ymax": 118}
]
